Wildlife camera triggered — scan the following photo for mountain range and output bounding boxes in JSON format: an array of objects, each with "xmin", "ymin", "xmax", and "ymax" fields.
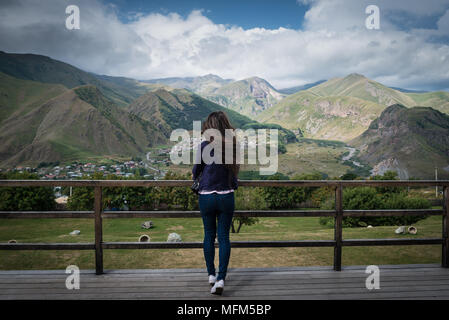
[
  {"xmin": 145, "ymin": 74, "xmax": 286, "ymax": 119},
  {"xmin": 0, "ymin": 77, "xmax": 166, "ymax": 167},
  {"xmin": 0, "ymin": 52, "xmax": 254, "ymax": 166},
  {"xmin": 143, "ymin": 74, "xmax": 233, "ymax": 94},
  {"xmin": 257, "ymin": 73, "xmax": 449, "ymax": 141},
  {"xmin": 1, "ymin": 50, "xmax": 448, "ymax": 179}
]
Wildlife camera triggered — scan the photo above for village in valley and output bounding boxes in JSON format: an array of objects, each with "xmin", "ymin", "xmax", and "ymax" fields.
[{"xmin": 2, "ymin": 147, "xmax": 177, "ymax": 181}]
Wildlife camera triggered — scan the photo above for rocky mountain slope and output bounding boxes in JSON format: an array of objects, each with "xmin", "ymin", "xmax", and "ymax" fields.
[
  {"xmin": 350, "ymin": 104, "xmax": 449, "ymax": 179},
  {"xmin": 145, "ymin": 74, "xmax": 286, "ymax": 119},
  {"xmin": 204, "ymin": 77, "xmax": 285, "ymax": 119}
]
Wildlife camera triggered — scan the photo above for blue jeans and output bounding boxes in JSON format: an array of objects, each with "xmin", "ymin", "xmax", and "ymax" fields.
[{"xmin": 199, "ymin": 192, "xmax": 235, "ymax": 281}]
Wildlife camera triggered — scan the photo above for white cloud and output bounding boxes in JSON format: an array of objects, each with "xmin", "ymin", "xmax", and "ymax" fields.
[{"xmin": 0, "ymin": 0, "xmax": 448, "ymax": 90}]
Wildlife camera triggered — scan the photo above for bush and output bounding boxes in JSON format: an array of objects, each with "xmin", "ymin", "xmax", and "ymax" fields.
[
  {"xmin": 262, "ymin": 172, "xmax": 323, "ymax": 209},
  {"xmin": 67, "ymin": 172, "xmax": 158, "ymax": 211},
  {"xmin": 157, "ymin": 171, "xmax": 197, "ymax": 210},
  {"xmin": 67, "ymin": 171, "xmax": 197, "ymax": 211},
  {"xmin": 0, "ymin": 172, "xmax": 55, "ymax": 211},
  {"xmin": 319, "ymin": 186, "xmax": 430, "ymax": 227}
]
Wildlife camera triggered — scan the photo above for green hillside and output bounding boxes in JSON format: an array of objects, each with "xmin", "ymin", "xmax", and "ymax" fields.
[
  {"xmin": 257, "ymin": 91, "xmax": 385, "ymax": 141},
  {"xmin": 0, "ymin": 83, "xmax": 166, "ymax": 167},
  {"xmin": 258, "ymin": 74, "xmax": 449, "ymax": 142},
  {"xmin": 128, "ymin": 88, "xmax": 255, "ymax": 136},
  {"xmin": 0, "ymin": 71, "xmax": 67, "ymax": 124},
  {"xmin": 406, "ymin": 91, "xmax": 449, "ymax": 114},
  {"xmin": 308, "ymin": 73, "xmax": 416, "ymax": 106},
  {"xmin": 0, "ymin": 51, "xmax": 152, "ymax": 107}
]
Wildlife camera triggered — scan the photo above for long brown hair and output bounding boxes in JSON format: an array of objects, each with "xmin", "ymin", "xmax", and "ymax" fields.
[{"xmin": 202, "ymin": 111, "xmax": 239, "ymax": 178}]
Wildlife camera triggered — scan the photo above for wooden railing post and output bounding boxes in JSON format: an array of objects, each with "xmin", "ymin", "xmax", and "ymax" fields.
[
  {"xmin": 94, "ymin": 186, "xmax": 103, "ymax": 275},
  {"xmin": 334, "ymin": 183, "xmax": 343, "ymax": 271},
  {"xmin": 443, "ymin": 186, "xmax": 449, "ymax": 268}
]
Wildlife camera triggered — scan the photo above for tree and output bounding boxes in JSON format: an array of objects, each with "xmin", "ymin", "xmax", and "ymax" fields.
[
  {"xmin": 231, "ymin": 216, "xmax": 258, "ymax": 233},
  {"xmin": 232, "ymin": 187, "xmax": 266, "ymax": 233}
]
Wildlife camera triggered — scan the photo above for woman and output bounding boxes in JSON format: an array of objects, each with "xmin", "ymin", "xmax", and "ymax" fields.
[{"xmin": 192, "ymin": 111, "xmax": 239, "ymax": 295}]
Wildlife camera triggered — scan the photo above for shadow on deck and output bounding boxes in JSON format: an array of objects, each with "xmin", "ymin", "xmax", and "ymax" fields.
[{"xmin": 1, "ymin": 264, "xmax": 449, "ymax": 300}]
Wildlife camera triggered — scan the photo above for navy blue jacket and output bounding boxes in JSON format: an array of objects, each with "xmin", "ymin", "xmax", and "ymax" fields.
[{"xmin": 192, "ymin": 141, "xmax": 238, "ymax": 192}]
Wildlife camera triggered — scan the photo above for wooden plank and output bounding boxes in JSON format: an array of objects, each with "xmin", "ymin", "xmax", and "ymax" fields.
[
  {"xmin": 0, "ymin": 180, "xmax": 192, "ymax": 187},
  {"xmin": 2, "ymin": 276, "xmax": 448, "ymax": 291},
  {"xmin": 0, "ymin": 211, "xmax": 94, "ymax": 218},
  {"xmin": 102, "ymin": 240, "xmax": 336, "ymax": 249},
  {"xmin": 4, "ymin": 290, "xmax": 449, "ymax": 300},
  {"xmin": 0, "ymin": 263, "xmax": 438, "ymax": 275},
  {"xmin": 0, "ymin": 273, "xmax": 434, "ymax": 285},
  {"xmin": 343, "ymin": 209, "xmax": 443, "ymax": 217},
  {"xmin": 2, "ymin": 272, "xmax": 448, "ymax": 284},
  {"xmin": 334, "ymin": 184, "xmax": 343, "ymax": 271},
  {"xmin": 0, "ymin": 265, "xmax": 447, "ymax": 300},
  {"xmin": 2, "ymin": 275, "xmax": 449, "ymax": 291},
  {"xmin": 343, "ymin": 238, "xmax": 443, "ymax": 246},
  {"xmin": 0, "ymin": 243, "xmax": 94, "ymax": 250},
  {"xmin": 443, "ymin": 186, "xmax": 449, "ymax": 267},
  {"xmin": 241, "ymin": 180, "xmax": 449, "ymax": 188},
  {"xmin": 94, "ymin": 186, "xmax": 103, "ymax": 275},
  {"xmin": 2, "ymin": 283, "xmax": 449, "ymax": 300},
  {"xmin": 2, "ymin": 264, "xmax": 446, "ymax": 277},
  {"xmin": 101, "ymin": 210, "xmax": 336, "ymax": 218},
  {"xmin": 1, "ymin": 179, "xmax": 448, "ymax": 188},
  {"xmin": 0, "ymin": 209, "xmax": 440, "ymax": 219},
  {"xmin": 1, "ymin": 265, "xmax": 446, "ymax": 280},
  {"xmin": 2, "ymin": 282, "xmax": 449, "ymax": 296},
  {"xmin": 339, "ymin": 180, "xmax": 449, "ymax": 187}
]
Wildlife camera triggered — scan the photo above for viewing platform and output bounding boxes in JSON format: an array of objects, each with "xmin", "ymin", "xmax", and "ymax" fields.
[
  {"xmin": 1, "ymin": 264, "xmax": 449, "ymax": 300},
  {"xmin": 0, "ymin": 179, "xmax": 448, "ymax": 299}
]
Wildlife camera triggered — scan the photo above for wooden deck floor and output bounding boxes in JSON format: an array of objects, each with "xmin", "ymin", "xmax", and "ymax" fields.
[{"xmin": 1, "ymin": 264, "xmax": 449, "ymax": 300}]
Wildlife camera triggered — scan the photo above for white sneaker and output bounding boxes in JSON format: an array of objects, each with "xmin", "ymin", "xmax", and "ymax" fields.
[
  {"xmin": 208, "ymin": 275, "xmax": 216, "ymax": 287},
  {"xmin": 210, "ymin": 279, "xmax": 224, "ymax": 295}
]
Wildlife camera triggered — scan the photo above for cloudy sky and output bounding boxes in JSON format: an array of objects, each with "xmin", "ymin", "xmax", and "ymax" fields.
[{"xmin": 0, "ymin": 0, "xmax": 448, "ymax": 90}]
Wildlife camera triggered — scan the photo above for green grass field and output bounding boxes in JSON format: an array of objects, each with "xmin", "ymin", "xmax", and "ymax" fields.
[{"xmin": 0, "ymin": 215, "xmax": 442, "ymax": 270}]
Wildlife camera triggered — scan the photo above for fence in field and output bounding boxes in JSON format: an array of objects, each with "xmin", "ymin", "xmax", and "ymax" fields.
[{"xmin": 0, "ymin": 179, "xmax": 448, "ymax": 274}]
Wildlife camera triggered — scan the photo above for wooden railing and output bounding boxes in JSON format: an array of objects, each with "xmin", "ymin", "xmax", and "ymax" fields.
[{"xmin": 0, "ymin": 179, "xmax": 448, "ymax": 274}]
